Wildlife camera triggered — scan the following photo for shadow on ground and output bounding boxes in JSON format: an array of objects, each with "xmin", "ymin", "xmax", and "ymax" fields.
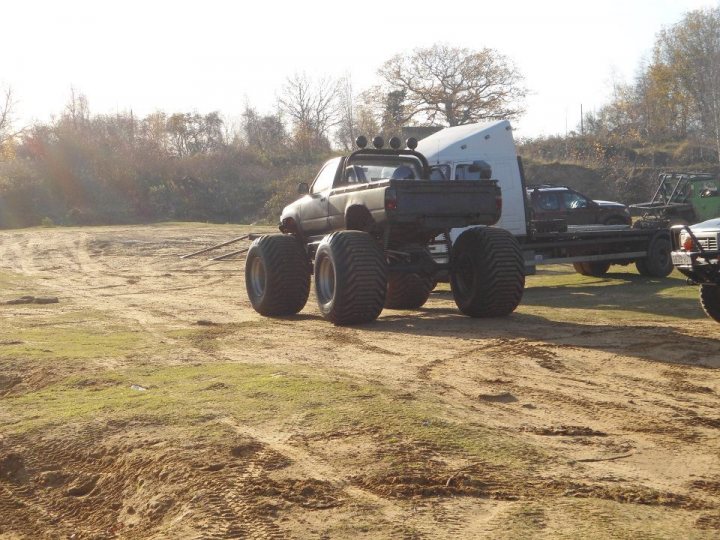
[
  {"xmin": 437, "ymin": 272, "xmax": 703, "ymax": 320},
  {"xmin": 366, "ymin": 309, "xmax": 720, "ymax": 368}
]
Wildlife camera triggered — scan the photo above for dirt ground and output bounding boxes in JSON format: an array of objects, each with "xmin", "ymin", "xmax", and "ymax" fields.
[{"xmin": 0, "ymin": 223, "xmax": 719, "ymax": 539}]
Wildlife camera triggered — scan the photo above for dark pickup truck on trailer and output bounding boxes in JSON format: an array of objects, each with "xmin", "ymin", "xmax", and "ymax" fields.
[
  {"xmin": 527, "ymin": 185, "xmax": 632, "ymax": 227},
  {"xmin": 245, "ymin": 136, "xmax": 525, "ymax": 325}
]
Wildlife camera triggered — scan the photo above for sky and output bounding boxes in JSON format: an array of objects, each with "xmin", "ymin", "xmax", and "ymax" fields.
[{"xmin": 2, "ymin": 0, "xmax": 718, "ymax": 139}]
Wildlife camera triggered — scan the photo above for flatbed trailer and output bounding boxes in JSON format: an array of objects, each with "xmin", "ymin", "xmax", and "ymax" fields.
[
  {"xmin": 420, "ymin": 121, "xmax": 673, "ymax": 278},
  {"xmin": 520, "ymin": 224, "xmax": 671, "ymax": 276}
]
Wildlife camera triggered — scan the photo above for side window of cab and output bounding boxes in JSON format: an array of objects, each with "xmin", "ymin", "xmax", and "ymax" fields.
[
  {"xmin": 562, "ymin": 191, "xmax": 589, "ymax": 209},
  {"xmin": 311, "ymin": 157, "xmax": 341, "ymax": 194}
]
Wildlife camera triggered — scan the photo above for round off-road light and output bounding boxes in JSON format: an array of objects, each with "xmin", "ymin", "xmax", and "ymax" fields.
[
  {"xmin": 355, "ymin": 135, "xmax": 368, "ymax": 149},
  {"xmin": 682, "ymin": 236, "xmax": 695, "ymax": 251},
  {"xmin": 406, "ymin": 137, "xmax": 418, "ymax": 150},
  {"xmin": 372, "ymin": 136, "xmax": 384, "ymax": 149},
  {"xmin": 389, "ymin": 136, "xmax": 401, "ymax": 149}
]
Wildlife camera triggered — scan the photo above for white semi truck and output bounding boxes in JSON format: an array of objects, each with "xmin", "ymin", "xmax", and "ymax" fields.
[{"xmin": 418, "ymin": 121, "xmax": 672, "ymax": 277}]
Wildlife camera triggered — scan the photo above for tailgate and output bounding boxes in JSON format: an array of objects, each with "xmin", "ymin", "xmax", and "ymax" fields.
[{"xmin": 390, "ymin": 180, "xmax": 500, "ymax": 225}]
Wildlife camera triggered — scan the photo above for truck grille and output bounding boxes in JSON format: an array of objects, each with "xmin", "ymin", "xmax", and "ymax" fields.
[{"xmin": 697, "ymin": 236, "xmax": 718, "ymax": 251}]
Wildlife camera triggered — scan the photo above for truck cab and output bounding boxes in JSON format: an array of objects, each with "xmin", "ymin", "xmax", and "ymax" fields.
[{"xmin": 418, "ymin": 121, "xmax": 528, "ymax": 240}]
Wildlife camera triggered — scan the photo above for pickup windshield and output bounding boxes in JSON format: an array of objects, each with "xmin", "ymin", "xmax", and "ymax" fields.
[{"xmin": 344, "ymin": 157, "xmax": 423, "ymax": 183}]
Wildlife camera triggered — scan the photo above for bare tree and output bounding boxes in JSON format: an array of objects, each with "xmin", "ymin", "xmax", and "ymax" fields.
[
  {"xmin": 375, "ymin": 44, "xmax": 526, "ymax": 127},
  {"xmin": 0, "ymin": 86, "xmax": 19, "ymax": 154},
  {"xmin": 242, "ymin": 105, "xmax": 288, "ymax": 158},
  {"xmin": 63, "ymin": 87, "xmax": 90, "ymax": 128},
  {"xmin": 657, "ymin": 7, "xmax": 720, "ymax": 161},
  {"xmin": 278, "ymin": 73, "xmax": 342, "ymax": 153},
  {"xmin": 165, "ymin": 112, "xmax": 225, "ymax": 157},
  {"xmin": 334, "ymin": 75, "xmax": 356, "ymax": 151}
]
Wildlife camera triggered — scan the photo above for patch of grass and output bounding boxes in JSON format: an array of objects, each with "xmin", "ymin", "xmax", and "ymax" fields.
[
  {"xmin": 2, "ymin": 362, "xmax": 544, "ymax": 470},
  {"xmin": 0, "ymin": 305, "xmax": 158, "ymax": 362},
  {"xmin": 0, "ymin": 270, "xmax": 35, "ymax": 294},
  {"xmin": 487, "ymin": 503, "xmax": 548, "ymax": 539},
  {"xmin": 541, "ymin": 498, "xmax": 709, "ymax": 540},
  {"xmin": 484, "ymin": 498, "xmax": 710, "ymax": 539},
  {"xmin": 181, "ymin": 320, "xmax": 272, "ymax": 352},
  {"xmin": 0, "ymin": 325, "xmax": 150, "ymax": 360},
  {"xmin": 521, "ymin": 266, "xmax": 703, "ymax": 322}
]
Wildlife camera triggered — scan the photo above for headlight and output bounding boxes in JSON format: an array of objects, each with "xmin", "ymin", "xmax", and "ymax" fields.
[{"xmin": 679, "ymin": 231, "xmax": 695, "ymax": 251}]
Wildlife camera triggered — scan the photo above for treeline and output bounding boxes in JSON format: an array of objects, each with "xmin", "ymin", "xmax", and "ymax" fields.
[
  {"xmin": 586, "ymin": 6, "xmax": 720, "ymax": 150},
  {"xmin": 519, "ymin": 6, "xmax": 720, "ymax": 204},
  {"xmin": 0, "ymin": 44, "xmax": 526, "ymax": 228},
  {"xmin": 0, "ymin": 92, "xmax": 328, "ymax": 228}
]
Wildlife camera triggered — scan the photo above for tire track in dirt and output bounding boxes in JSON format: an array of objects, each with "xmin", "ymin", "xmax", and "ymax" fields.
[
  {"xmin": 0, "ymin": 420, "xmax": 346, "ymax": 538},
  {"xmin": 0, "ymin": 229, "xmax": 248, "ymax": 353}
]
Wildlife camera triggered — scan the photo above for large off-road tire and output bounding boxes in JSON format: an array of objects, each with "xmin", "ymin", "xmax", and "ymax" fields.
[
  {"xmin": 450, "ymin": 227, "xmax": 525, "ymax": 317},
  {"xmin": 635, "ymin": 258, "xmax": 650, "ymax": 276},
  {"xmin": 314, "ymin": 231, "xmax": 387, "ymax": 325},
  {"xmin": 700, "ymin": 285, "xmax": 720, "ymax": 323},
  {"xmin": 385, "ymin": 273, "xmax": 433, "ymax": 309},
  {"xmin": 245, "ymin": 234, "xmax": 310, "ymax": 316},
  {"xmin": 573, "ymin": 261, "xmax": 611, "ymax": 277},
  {"xmin": 636, "ymin": 236, "xmax": 673, "ymax": 277}
]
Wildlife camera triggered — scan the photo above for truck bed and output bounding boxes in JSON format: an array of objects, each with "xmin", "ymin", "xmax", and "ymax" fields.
[{"xmin": 387, "ymin": 179, "xmax": 499, "ymax": 227}]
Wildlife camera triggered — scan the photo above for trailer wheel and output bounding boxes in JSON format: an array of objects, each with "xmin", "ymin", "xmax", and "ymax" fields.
[
  {"xmin": 637, "ymin": 236, "xmax": 673, "ymax": 277},
  {"xmin": 314, "ymin": 231, "xmax": 387, "ymax": 325},
  {"xmin": 450, "ymin": 227, "xmax": 525, "ymax": 317},
  {"xmin": 635, "ymin": 258, "xmax": 650, "ymax": 276},
  {"xmin": 572, "ymin": 261, "xmax": 611, "ymax": 277},
  {"xmin": 245, "ymin": 234, "xmax": 310, "ymax": 316},
  {"xmin": 700, "ymin": 285, "xmax": 720, "ymax": 323},
  {"xmin": 385, "ymin": 273, "xmax": 433, "ymax": 309}
]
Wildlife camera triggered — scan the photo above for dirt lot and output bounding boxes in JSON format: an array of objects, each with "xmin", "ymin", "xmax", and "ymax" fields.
[{"xmin": 1, "ymin": 223, "xmax": 719, "ymax": 539}]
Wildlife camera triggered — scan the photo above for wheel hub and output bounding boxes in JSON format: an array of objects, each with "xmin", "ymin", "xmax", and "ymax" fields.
[
  {"xmin": 316, "ymin": 255, "xmax": 336, "ymax": 305},
  {"xmin": 249, "ymin": 257, "xmax": 266, "ymax": 299}
]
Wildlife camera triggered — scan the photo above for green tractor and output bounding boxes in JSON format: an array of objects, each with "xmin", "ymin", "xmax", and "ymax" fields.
[{"xmin": 630, "ymin": 172, "xmax": 720, "ymax": 225}]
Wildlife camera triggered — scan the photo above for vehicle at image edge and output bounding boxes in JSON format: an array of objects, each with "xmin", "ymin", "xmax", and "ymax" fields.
[
  {"xmin": 244, "ymin": 136, "xmax": 525, "ymax": 325},
  {"xmin": 630, "ymin": 172, "xmax": 720, "ymax": 225},
  {"xmin": 670, "ymin": 218, "xmax": 720, "ymax": 323},
  {"xmin": 526, "ymin": 185, "xmax": 632, "ymax": 227},
  {"xmin": 417, "ymin": 121, "xmax": 673, "ymax": 278}
]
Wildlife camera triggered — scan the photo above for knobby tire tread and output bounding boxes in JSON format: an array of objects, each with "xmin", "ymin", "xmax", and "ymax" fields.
[
  {"xmin": 316, "ymin": 231, "xmax": 387, "ymax": 325},
  {"xmin": 245, "ymin": 235, "xmax": 310, "ymax": 316},
  {"xmin": 451, "ymin": 227, "xmax": 525, "ymax": 317}
]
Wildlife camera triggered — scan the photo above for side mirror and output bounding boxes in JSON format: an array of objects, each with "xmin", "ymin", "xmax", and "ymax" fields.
[{"xmin": 297, "ymin": 182, "xmax": 309, "ymax": 195}]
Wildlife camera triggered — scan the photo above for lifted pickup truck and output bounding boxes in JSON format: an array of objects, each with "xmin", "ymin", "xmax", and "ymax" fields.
[
  {"xmin": 670, "ymin": 219, "xmax": 720, "ymax": 322},
  {"xmin": 245, "ymin": 136, "xmax": 525, "ymax": 325}
]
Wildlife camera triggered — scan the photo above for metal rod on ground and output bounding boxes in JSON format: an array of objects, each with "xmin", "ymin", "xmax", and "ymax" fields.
[
  {"xmin": 209, "ymin": 248, "xmax": 249, "ymax": 261},
  {"xmin": 180, "ymin": 235, "xmax": 250, "ymax": 259}
]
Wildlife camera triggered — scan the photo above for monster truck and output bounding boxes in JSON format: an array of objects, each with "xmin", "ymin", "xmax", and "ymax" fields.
[
  {"xmin": 671, "ymin": 218, "xmax": 720, "ymax": 323},
  {"xmin": 244, "ymin": 136, "xmax": 525, "ymax": 325}
]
